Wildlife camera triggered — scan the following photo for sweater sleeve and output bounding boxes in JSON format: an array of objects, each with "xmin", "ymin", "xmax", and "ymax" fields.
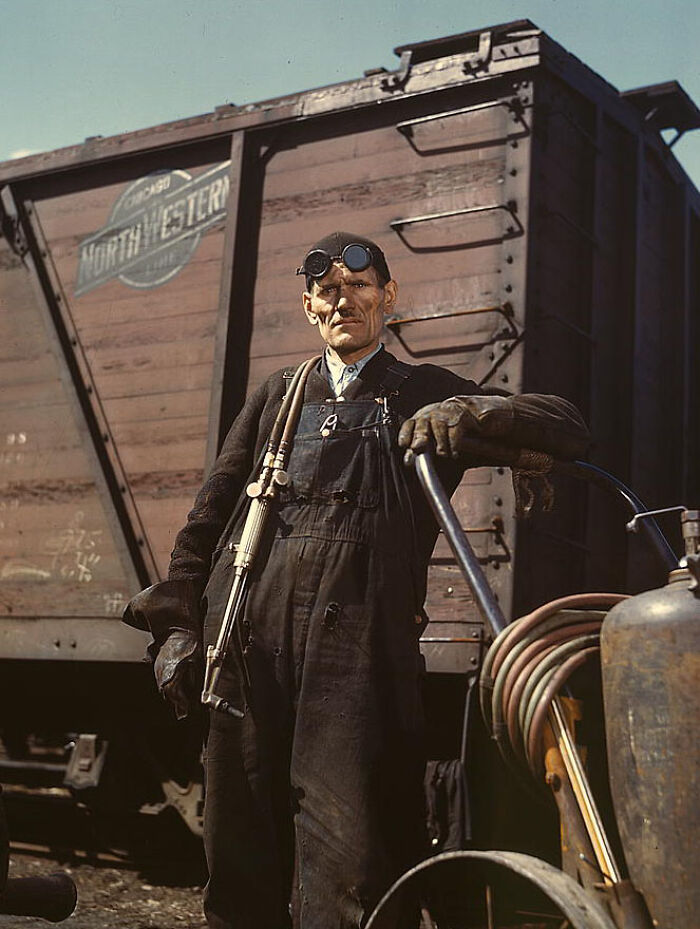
[{"xmin": 167, "ymin": 378, "xmax": 272, "ymax": 586}]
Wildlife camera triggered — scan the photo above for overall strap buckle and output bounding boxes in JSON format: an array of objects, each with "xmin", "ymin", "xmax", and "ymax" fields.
[{"xmin": 376, "ymin": 360, "xmax": 413, "ymax": 421}]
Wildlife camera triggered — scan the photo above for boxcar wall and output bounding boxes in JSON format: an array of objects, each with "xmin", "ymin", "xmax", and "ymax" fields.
[{"xmin": 0, "ymin": 20, "xmax": 698, "ymax": 686}]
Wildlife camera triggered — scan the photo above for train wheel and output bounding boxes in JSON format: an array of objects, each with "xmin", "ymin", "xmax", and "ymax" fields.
[{"xmin": 366, "ymin": 850, "xmax": 616, "ymax": 929}]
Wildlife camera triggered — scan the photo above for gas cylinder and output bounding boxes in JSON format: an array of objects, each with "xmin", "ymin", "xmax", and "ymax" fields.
[{"xmin": 601, "ymin": 510, "xmax": 699, "ymax": 929}]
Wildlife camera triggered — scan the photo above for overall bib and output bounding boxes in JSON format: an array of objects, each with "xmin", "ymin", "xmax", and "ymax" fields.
[{"xmin": 202, "ymin": 387, "xmax": 427, "ymax": 929}]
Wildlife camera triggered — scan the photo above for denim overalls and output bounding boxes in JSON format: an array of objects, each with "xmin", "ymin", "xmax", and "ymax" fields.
[{"xmin": 202, "ymin": 365, "xmax": 431, "ymax": 929}]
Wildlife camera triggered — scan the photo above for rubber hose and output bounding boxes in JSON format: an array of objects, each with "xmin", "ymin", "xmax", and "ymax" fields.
[
  {"xmin": 526, "ymin": 647, "xmax": 600, "ymax": 777},
  {"xmin": 490, "ymin": 593, "xmax": 625, "ymax": 678},
  {"xmin": 519, "ymin": 634, "xmax": 601, "ymax": 754},
  {"xmin": 504, "ymin": 622, "xmax": 602, "ymax": 750},
  {"xmin": 483, "ymin": 609, "xmax": 605, "ymax": 732},
  {"xmin": 480, "ymin": 593, "xmax": 624, "ymax": 727}
]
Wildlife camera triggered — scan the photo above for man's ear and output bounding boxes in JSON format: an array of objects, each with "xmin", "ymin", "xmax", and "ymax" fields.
[
  {"xmin": 383, "ymin": 279, "xmax": 398, "ymax": 313},
  {"xmin": 302, "ymin": 290, "xmax": 318, "ymax": 326}
]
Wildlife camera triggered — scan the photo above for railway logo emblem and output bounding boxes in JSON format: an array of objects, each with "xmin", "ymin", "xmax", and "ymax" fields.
[{"xmin": 75, "ymin": 161, "xmax": 230, "ymax": 295}]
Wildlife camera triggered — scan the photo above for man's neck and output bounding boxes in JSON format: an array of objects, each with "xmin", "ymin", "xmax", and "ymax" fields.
[{"xmin": 325, "ymin": 342, "xmax": 382, "ymax": 367}]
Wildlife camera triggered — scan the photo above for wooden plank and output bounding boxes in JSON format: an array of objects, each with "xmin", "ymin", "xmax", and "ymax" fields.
[
  {"xmin": 262, "ymin": 138, "xmax": 506, "ymax": 204},
  {"xmin": 0, "ymin": 493, "xmax": 134, "ymax": 616},
  {"xmin": 74, "ymin": 309, "xmax": 218, "ymax": 355},
  {"xmin": 79, "ymin": 337, "xmax": 215, "ymax": 379},
  {"xmin": 95, "ymin": 362, "xmax": 214, "ymax": 400},
  {"xmin": 263, "ymin": 103, "xmax": 509, "ymax": 179},
  {"xmin": 101, "ymin": 389, "xmax": 210, "ymax": 424},
  {"xmin": 116, "ymin": 438, "xmax": 207, "ymax": 476}
]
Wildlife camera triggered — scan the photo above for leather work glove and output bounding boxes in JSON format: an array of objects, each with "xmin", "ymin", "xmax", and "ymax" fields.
[
  {"xmin": 152, "ymin": 628, "xmax": 201, "ymax": 720},
  {"xmin": 123, "ymin": 579, "xmax": 203, "ymax": 720},
  {"xmin": 398, "ymin": 394, "xmax": 590, "ymax": 463}
]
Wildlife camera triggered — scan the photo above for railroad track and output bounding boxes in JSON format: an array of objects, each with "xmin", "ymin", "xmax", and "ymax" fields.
[{"xmin": 2, "ymin": 781, "xmax": 206, "ymax": 880}]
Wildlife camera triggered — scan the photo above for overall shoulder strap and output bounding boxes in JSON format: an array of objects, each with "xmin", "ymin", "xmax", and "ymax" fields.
[{"xmin": 379, "ymin": 359, "xmax": 414, "ymax": 398}]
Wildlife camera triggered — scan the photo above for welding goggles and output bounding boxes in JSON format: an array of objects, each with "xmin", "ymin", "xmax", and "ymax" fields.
[{"xmin": 296, "ymin": 243, "xmax": 374, "ymax": 280}]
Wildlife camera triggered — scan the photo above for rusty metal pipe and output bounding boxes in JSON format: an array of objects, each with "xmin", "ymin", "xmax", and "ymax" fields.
[{"xmin": 548, "ymin": 695, "xmax": 623, "ymax": 885}]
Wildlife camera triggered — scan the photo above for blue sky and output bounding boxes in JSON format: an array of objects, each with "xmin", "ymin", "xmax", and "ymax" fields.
[{"xmin": 1, "ymin": 0, "xmax": 699, "ymax": 186}]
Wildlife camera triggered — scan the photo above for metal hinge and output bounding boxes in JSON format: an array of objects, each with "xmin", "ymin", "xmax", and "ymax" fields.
[
  {"xmin": 380, "ymin": 49, "xmax": 413, "ymax": 93},
  {"xmin": 462, "ymin": 31, "xmax": 492, "ymax": 74}
]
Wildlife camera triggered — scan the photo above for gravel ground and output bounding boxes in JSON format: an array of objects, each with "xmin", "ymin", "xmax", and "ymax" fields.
[{"xmin": 1, "ymin": 854, "xmax": 207, "ymax": 929}]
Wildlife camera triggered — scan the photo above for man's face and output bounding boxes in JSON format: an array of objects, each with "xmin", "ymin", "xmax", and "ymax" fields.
[{"xmin": 302, "ymin": 261, "xmax": 398, "ymax": 364}]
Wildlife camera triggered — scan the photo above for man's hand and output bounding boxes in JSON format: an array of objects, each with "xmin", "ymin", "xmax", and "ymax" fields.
[
  {"xmin": 398, "ymin": 394, "xmax": 589, "ymax": 462},
  {"xmin": 123, "ymin": 579, "xmax": 203, "ymax": 719},
  {"xmin": 398, "ymin": 397, "xmax": 487, "ymax": 459},
  {"xmin": 153, "ymin": 629, "xmax": 201, "ymax": 720}
]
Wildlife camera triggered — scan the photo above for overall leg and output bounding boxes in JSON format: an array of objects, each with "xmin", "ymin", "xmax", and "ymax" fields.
[
  {"xmin": 203, "ymin": 658, "xmax": 295, "ymax": 929},
  {"xmin": 201, "ymin": 546, "xmax": 300, "ymax": 929},
  {"xmin": 290, "ymin": 543, "xmax": 427, "ymax": 929}
]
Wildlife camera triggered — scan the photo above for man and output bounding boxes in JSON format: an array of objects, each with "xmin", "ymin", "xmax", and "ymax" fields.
[{"xmin": 125, "ymin": 232, "xmax": 588, "ymax": 929}]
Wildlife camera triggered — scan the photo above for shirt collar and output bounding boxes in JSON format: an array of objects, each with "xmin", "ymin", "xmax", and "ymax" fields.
[{"xmin": 324, "ymin": 342, "xmax": 384, "ymax": 396}]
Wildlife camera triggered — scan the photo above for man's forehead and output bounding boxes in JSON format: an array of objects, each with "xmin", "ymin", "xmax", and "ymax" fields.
[{"xmin": 313, "ymin": 261, "xmax": 380, "ymax": 287}]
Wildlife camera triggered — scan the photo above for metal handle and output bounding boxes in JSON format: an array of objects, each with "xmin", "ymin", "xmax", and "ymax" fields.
[
  {"xmin": 385, "ymin": 303, "xmax": 514, "ymax": 329},
  {"xmin": 391, "ymin": 202, "xmax": 522, "ymax": 237},
  {"xmin": 395, "ymin": 97, "xmax": 524, "ymax": 137},
  {"xmin": 412, "ymin": 450, "xmax": 507, "ymax": 637}
]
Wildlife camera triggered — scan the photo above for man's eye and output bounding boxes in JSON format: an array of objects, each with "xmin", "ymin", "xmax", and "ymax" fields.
[{"xmin": 352, "ymin": 281, "xmax": 366, "ymax": 288}]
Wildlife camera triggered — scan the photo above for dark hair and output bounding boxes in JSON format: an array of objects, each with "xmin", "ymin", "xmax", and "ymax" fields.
[{"xmin": 302, "ymin": 231, "xmax": 391, "ymax": 291}]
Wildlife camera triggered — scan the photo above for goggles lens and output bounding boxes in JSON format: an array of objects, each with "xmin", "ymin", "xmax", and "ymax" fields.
[{"xmin": 298, "ymin": 243, "xmax": 373, "ymax": 279}]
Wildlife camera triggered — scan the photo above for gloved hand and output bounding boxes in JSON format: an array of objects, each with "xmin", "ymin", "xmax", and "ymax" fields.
[
  {"xmin": 123, "ymin": 579, "xmax": 203, "ymax": 720},
  {"xmin": 153, "ymin": 628, "xmax": 201, "ymax": 720},
  {"xmin": 398, "ymin": 394, "xmax": 589, "ymax": 462}
]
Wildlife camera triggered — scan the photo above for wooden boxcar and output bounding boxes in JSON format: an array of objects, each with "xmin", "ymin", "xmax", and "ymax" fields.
[{"xmin": 0, "ymin": 18, "xmax": 698, "ymax": 835}]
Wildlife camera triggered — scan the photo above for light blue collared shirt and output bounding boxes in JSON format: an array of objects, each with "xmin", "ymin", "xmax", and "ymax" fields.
[{"xmin": 324, "ymin": 343, "xmax": 384, "ymax": 397}]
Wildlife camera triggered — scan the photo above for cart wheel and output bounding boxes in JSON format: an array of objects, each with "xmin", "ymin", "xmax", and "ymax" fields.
[{"xmin": 366, "ymin": 850, "xmax": 616, "ymax": 929}]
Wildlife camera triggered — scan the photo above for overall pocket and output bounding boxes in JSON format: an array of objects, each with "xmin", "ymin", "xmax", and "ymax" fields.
[{"xmin": 284, "ymin": 426, "xmax": 381, "ymax": 508}]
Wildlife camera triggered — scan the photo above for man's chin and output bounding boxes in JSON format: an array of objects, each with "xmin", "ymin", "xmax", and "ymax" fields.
[{"xmin": 327, "ymin": 333, "xmax": 363, "ymax": 352}]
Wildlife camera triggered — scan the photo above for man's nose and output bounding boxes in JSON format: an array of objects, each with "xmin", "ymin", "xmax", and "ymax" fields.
[{"xmin": 337, "ymin": 286, "xmax": 352, "ymax": 309}]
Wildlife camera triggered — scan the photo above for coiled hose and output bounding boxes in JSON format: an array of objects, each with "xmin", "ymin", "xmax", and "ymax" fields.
[{"xmin": 479, "ymin": 593, "xmax": 628, "ymax": 786}]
